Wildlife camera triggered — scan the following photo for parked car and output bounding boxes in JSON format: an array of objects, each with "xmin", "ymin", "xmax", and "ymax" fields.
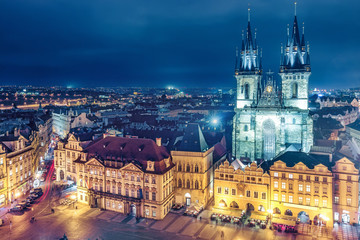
[
  {"xmin": 20, "ymin": 200, "xmax": 31, "ymax": 207},
  {"xmin": 26, "ymin": 197, "xmax": 35, "ymax": 204},
  {"xmin": 9, "ymin": 206, "xmax": 23, "ymax": 212}
]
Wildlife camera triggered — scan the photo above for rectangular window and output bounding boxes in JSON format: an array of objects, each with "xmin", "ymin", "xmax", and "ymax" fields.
[
  {"xmin": 289, "ymin": 174, "xmax": 293, "ymax": 179},
  {"xmin": 347, "ymin": 176, "xmax": 351, "ymax": 181},
  {"xmin": 299, "ymin": 175, "xmax": 303, "ymax": 181},
  {"xmin": 217, "ymin": 187, "xmax": 221, "ymax": 194},
  {"xmin": 323, "ymin": 187, "xmax": 327, "ymax": 194},
  {"xmin": 347, "ymin": 198, "xmax": 351, "ymax": 206},
  {"xmin": 274, "ymin": 194, "xmax": 278, "ymax": 201},
  {"xmin": 306, "ymin": 198, "xmax": 310, "ymax": 206},
  {"xmin": 289, "ymin": 196, "xmax": 293, "ymax": 203},
  {"xmin": 118, "ymin": 187, "xmax": 121, "ymax": 195},
  {"xmin": 254, "ymin": 192, "xmax": 258, "ymax": 198},
  {"xmin": 306, "ymin": 176, "xmax": 310, "ymax": 181},
  {"xmin": 261, "ymin": 192, "xmax": 266, "ymax": 200},
  {"xmin": 231, "ymin": 189, "xmax": 236, "ymax": 195},
  {"xmin": 282, "ymin": 194, "xmax": 286, "ymax": 202},
  {"xmin": 323, "ymin": 177, "xmax": 327, "ymax": 183},
  {"xmin": 334, "ymin": 196, "xmax": 339, "ymax": 204},
  {"xmin": 145, "ymin": 191, "xmax": 149, "ymax": 200},
  {"xmin": 282, "ymin": 182, "xmax": 286, "ymax": 189},
  {"xmin": 306, "ymin": 185, "xmax": 310, "ymax": 192},
  {"xmin": 246, "ymin": 190, "xmax": 250, "ymax": 197},
  {"xmin": 347, "ymin": 186, "xmax": 351, "ymax": 193},
  {"xmin": 106, "ymin": 170, "xmax": 110, "ymax": 177},
  {"xmin": 335, "ymin": 184, "xmax": 339, "ymax": 192},
  {"xmin": 118, "ymin": 171, "xmax": 122, "ymax": 179},
  {"xmin": 152, "ymin": 177, "xmax": 156, "ymax": 184},
  {"xmin": 299, "ymin": 184, "xmax": 303, "ymax": 191},
  {"xmin": 152, "ymin": 210, "xmax": 156, "ymax": 217},
  {"xmin": 152, "ymin": 192, "xmax": 156, "ymax": 201},
  {"xmin": 224, "ymin": 187, "xmax": 229, "ymax": 195},
  {"xmin": 274, "ymin": 181, "xmax": 278, "ymax": 188},
  {"xmin": 126, "ymin": 189, "xmax": 129, "ymax": 196},
  {"xmin": 314, "ymin": 199, "xmax": 319, "ymax": 206},
  {"xmin": 315, "ymin": 176, "xmax": 319, "ymax": 182},
  {"xmin": 315, "ymin": 186, "xmax": 319, "ymax": 193},
  {"xmin": 289, "ymin": 183, "xmax": 293, "ymax": 190},
  {"xmin": 274, "ymin": 172, "xmax": 278, "ymax": 177},
  {"xmin": 323, "ymin": 200, "xmax": 327, "ymax": 208},
  {"xmin": 298, "ymin": 197, "xmax": 303, "ymax": 204},
  {"xmin": 282, "ymin": 173, "xmax": 286, "ymax": 179},
  {"xmin": 112, "ymin": 171, "xmax": 116, "ymax": 178}
]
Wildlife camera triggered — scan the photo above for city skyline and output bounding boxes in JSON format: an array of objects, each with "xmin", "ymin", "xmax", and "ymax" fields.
[{"xmin": 1, "ymin": 1, "xmax": 360, "ymax": 89}]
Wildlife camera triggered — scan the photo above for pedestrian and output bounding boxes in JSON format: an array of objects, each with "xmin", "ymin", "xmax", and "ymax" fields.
[
  {"xmin": 220, "ymin": 231, "xmax": 224, "ymax": 239},
  {"xmin": 9, "ymin": 220, "xmax": 12, "ymax": 230}
]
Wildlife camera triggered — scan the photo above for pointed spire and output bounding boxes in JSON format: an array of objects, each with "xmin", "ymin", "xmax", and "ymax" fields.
[
  {"xmin": 235, "ymin": 46, "xmax": 239, "ymax": 71},
  {"xmin": 248, "ymin": 8, "xmax": 251, "ymax": 22},
  {"xmin": 294, "ymin": 2, "xmax": 297, "ymax": 16},
  {"xmin": 286, "ymin": 24, "xmax": 290, "ymax": 47},
  {"xmin": 241, "ymin": 30, "xmax": 245, "ymax": 51},
  {"xmin": 301, "ymin": 22, "xmax": 306, "ymax": 47}
]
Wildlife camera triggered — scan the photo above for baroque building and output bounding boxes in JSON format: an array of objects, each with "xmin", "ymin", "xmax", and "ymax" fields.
[
  {"xmin": 55, "ymin": 135, "xmax": 175, "ymax": 220},
  {"xmin": 232, "ymin": 10, "xmax": 313, "ymax": 161}
]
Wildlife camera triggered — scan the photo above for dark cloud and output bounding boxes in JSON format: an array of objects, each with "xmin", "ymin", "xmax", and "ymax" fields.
[{"xmin": 0, "ymin": 0, "xmax": 359, "ymax": 88}]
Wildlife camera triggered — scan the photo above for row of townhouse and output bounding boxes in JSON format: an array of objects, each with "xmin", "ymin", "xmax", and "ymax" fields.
[{"xmin": 214, "ymin": 151, "xmax": 359, "ymax": 226}]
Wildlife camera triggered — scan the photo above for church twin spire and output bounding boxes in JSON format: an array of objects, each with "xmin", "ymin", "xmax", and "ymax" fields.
[
  {"xmin": 236, "ymin": 3, "xmax": 311, "ymax": 75},
  {"xmin": 280, "ymin": 2, "xmax": 311, "ymax": 72},
  {"xmin": 235, "ymin": 9, "xmax": 262, "ymax": 74}
]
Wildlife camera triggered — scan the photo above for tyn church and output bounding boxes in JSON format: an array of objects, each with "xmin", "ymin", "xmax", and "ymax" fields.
[{"xmin": 232, "ymin": 9, "xmax": 313, "ymax": 161}]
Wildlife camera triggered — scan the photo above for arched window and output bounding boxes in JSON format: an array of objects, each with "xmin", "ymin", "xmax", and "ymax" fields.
[
  {"xmin": 195, "ymin": 180, "xmax": 199, "ymax": 189},
  {"xmin": 194, "ymin": 165, "xmax": 199, "ymax": 173},
  {"xmin": 186, "ymin": 179, "xmax": 190, "ymax": 188},
  {"xmin": 178, "ymin": 164, "xmax": 182, "ymax": 172},
  {"xmin": 186, "ymin": 164, "xmax": 191, "ymax": 172},
  {"xmin": 245, "ymin": 84, "xmax": 250, "ymax": 99},
  {"xmin": 292, "ymin": 82, "xmax": 298, "ymax": 98},
  {"xmin": 178, "ymin": 179, "xmax": 182, "ymax": 187}
]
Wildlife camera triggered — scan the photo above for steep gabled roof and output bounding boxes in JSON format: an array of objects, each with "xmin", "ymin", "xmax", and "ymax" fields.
[{"xmin": 176, "ymin": 123, "xmax": 209, "ymax": 152}]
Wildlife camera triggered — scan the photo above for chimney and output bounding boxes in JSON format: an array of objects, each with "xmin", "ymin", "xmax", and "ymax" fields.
[
  {"xmin": 329, "ymin": 153, "xmax": 333, "ymax": 162},
  {"xmin": 6, "ymin": 131, "xmax": 8, "ymax": 136},
  {"xmin": 156, "ymin": 138, "xmax": 161, "ymax": 147},
  {"xmin": 14, "ymin": 128, "xmax": 18, "ymax": 137}
]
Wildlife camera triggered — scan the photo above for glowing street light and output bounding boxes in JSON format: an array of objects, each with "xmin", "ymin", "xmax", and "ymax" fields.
[{"xmin": 211, "ymin": 117, "xmax": 219, "ymax": 125}]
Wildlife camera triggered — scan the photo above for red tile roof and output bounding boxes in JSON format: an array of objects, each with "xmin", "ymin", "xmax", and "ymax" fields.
[{"xmin": 84, "ymin": 136, "xmax": 174, "ymax": 174}]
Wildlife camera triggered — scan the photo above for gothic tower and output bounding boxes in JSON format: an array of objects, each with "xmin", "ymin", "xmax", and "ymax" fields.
[
  {"xmin": 235, "ymin": 9, "xmax": 262, "ymax": 109},
  {"xmin": 279, "ymin": 4, "xmax": 311, "ymax": 110}
]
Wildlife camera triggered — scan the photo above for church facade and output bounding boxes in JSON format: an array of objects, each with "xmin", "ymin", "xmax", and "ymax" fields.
[{"xmin": 232, "ymin": 10, "xmax": 313, "ymax": 161}]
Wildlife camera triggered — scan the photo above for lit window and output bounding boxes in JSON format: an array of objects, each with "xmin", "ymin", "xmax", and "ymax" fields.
[
  {"xmin": 314, "ymin": 199, "xmax": 319, "ymax": 206},
  {"xmin": 274, "ymin": 172, "xmax": 278, "ymax": 177},
  {"xmin": 261, "ymin": 192, "xmax": 266, "ymax": 200},
  {"xmin": 298, "ymin": 197, "xmax": 303, "ymax": 204},
  {"xmin": 347, "ymin": 198, "xmax": 351, "ymax": 206},
  {"xmin": 299, "ymin": 184, "xmax": 303, "ymax": 191},
  {"xmin": 106, "ymin": 170, "xmax": 110, "ymax": 177},
  {"xmin": 282, "ymin": 195, "xmax": 286, "ymax": 202},
  {"xmin": 152, "ymin": 210, "xmax": 156, "ymax": 217},
  {"xmin": 289, "ymin": 196, "xmax": 293, "ymax": 203},
  {"xmin": 334, "ymin": 196, "xmax": 339, "ymax": 204},
  {"xmin": 323, "ymin": 200, "xmax": 327, "ymax": 207},
  {"xmin": 254, "ymin": 192, "xmax": 258, "ymax": 198},
  {"xmin": 306, "ymin": 185, "xmax": 310, "ymax": 192},
  {"xmin": 274, "ymin": 194, "xmax": 278, "ymax": 201},
  {"xmin": 306, "ymin": 198, "xmax": 310, "ymax": 205},
  {"xmin": 289, "ymin": 174, "xmax": 293, "ymax": 179},
  {"xmin": 274, "ymin": 181, "xmax": 278, "ymax": 188},
  {"xmin": 231, "ymin": 189, "xmax": 236, "ymax": 195},
  {"xmin": 224, "ymin": 188, "xmax": 229, "ymax": 195},
  {"xmin": 282, "ymin": 182, "xmax": 286, "ymax": 189}
]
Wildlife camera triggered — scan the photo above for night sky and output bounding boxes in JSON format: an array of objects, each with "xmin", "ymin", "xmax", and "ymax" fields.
[{"xmin": 1, "ymin": 0, "xmax": 359, "ymax": 89}]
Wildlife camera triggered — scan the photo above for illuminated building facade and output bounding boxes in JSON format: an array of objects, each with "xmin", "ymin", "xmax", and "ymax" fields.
[
  {"xmin": 214, "ymin": 161, "xmax": 270, "ymax": 214},
  {"xmin": 171, "ymin": 123, "xmax": 225, "ymax": 207},
  {"xmin": 0, "ymin": 132, "xmax": 35, "ymax": 204},
  {"xmin": 214, "ymin": 152, "xmax": 359, "ymax": 225},
  {"xmin": 58, "ymin": 136, "xmax": 175, "ymax": 220},
  {"xmin": 232, "ymin": 10, "xmax": 313, "ymax": 161}
]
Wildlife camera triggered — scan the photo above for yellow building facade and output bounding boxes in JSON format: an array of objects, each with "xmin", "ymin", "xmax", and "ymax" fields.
[
  {"xmin": 213, "ymin": 152, "xmax": 359, "ymax": 226},
  {"xmin": 214, "ymin": 161, "xmax": 270, "ymax": 215}
]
